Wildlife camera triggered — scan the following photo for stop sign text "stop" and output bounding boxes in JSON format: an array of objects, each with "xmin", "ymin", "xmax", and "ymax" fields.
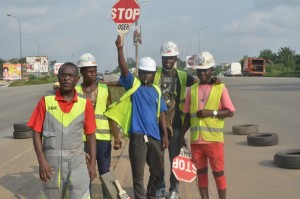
[
  {"xmin": 173, "ymin": 157, "xmax": 196, "ymax": 174},
  {"xmin": 112, "ymin": 8, "xmax": 140, "ymax": 21}
]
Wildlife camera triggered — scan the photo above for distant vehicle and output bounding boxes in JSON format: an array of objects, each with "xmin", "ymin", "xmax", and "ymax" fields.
[
  {"xmin": 225, "ymin": 62, "xmax": 242, "ymax": 77},
  {"xmin": 96, "ymin": 72, "xmax": 104, "ymax": 81},
  {"xmin": 53, "ymin": 81, "xmax": 60, "ymax": 90},
  {"xmin": 243, "ymin": 57, "xmax": 266, "ymax": 76},
  {"xmin": 105, "ymin": 70, "xmax": 110, "ymax": 75}
]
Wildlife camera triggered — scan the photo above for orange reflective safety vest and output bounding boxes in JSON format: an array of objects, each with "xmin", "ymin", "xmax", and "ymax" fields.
[
  {"xmin": 153, "ymin": 67, "xmax": 187, "ymax": 122},
  {"xmin": 190, "ymin": 83, "xmax": 225, "ymax": 142},
  {"xmin": 76, "ymin": 83, "xmax": 111, "ymax": 141}
]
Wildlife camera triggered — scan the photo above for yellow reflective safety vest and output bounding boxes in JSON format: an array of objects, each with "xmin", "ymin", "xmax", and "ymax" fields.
[
  {"xmin": 190, "ymin": 83, "xmax": 225, "ymax": 142},
  {"xmin": 43, "ymin": 93, "xmax": 86, "ymax": 157},
  {"xmin": 104, "ymin": 77, "xmax": 161, "ymax": 137},
  {"xmin": 153, "ymin": 67, "xmax": 187, "ymax": 122},
  {"xmin": 76, "ymin": 84, "xmax": 111, "ymax": 141}
]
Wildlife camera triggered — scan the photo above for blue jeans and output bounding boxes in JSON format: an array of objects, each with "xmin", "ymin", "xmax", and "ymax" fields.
[{"xmin": 157, "ymin": 128, "xmax": 181, "ymax": 195}]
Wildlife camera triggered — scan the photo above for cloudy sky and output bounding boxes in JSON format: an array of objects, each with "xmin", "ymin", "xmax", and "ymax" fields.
[{"xmin": 1, "ymin": 0, "xmax": 300, "ymax": 72}]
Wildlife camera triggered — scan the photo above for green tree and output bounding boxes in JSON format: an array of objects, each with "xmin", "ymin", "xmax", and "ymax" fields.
[
  {"xmin": 127, "ymin": 57, "xmax": 136, "ymax": 70},
  {"xmin": 0, "ymin": 58, "xmax": 5, "ymax": 78},
  {"xmin": 276, "ymin": 47, "xmax": 296, "ymax": 71},
  {"xmin": 259, "ymin": 49, "xmax": 276, "ymax": 63}
]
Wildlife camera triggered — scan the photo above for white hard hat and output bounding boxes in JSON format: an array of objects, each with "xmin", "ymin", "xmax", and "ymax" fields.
[
  {"xmin": 138, "ymin": 57, "xmax": 156, "ymax": 72},
  {"xmin": 193, "ymin": 51, "xmax": 215, "ymax": 69},
  {"xmin": 78, "ymin": 53, "xmax": 97, "ymax": 68},
  {"xmin": 160, "ymin": 41, "xmax": 179, "ymax": 56}
]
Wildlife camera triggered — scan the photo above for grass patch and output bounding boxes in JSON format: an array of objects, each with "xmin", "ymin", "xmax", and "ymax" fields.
[
  {"xmin": 9, "ymin": 75, "xmax": 57, "ymax": 87},
  {"xmin": 264, "ymin": 72, "xmax": 300, "ymax": 77}
]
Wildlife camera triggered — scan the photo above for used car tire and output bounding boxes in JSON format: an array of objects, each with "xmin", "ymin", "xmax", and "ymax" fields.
[
  {"xmin": 247, "ymin": 133, "xmax": 279, "ymax": 146},
  {"xmin": 274, "ymin": 149, "xmax": 300, "ymax": 169},
  {"xmin": 13, "ymin": 130, "xmax": 33, "ymax": 139},
  {"xmin": 13, "ymin": 122, "xmax": 31, "ymax": 132},
  {"xmin": 232, "ymin": 124, "xmax": 259, "ymax": 135}
]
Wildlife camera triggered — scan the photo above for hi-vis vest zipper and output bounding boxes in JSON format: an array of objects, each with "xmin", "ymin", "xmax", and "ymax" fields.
[
  {"xmin": 76, "ymin": 84, "xmax": 111, "ymax": 141},
  {"xmin": 190, "ymin": 83, "xmax": 225, "ymax": 142},
  {"xmin": 153, "ymin": 67, "xmax": 187, "ymax": 122},
  {"xmin": 104, "ymin": 77, "xmax": 161, "ymax": 137}
]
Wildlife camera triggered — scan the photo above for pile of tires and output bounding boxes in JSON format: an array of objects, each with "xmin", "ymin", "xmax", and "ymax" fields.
[
  {"xmin": 232, "ymin": 124, "xmax": 278, "ymax": 146},
  {"xmin": 13, "ymin": 122, "xmax": 33, "ymax": 139},
  {"xmin": 274, "ymin": 149, "xmax": 300, "ymax": 169}
]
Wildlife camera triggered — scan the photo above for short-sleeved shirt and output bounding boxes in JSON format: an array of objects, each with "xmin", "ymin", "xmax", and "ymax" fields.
[
  {"xmin": 28, "ymin": 90, "xmax": 96, "ymax": 135},
  {"xmin": 183, "ymin": 84, "xmax": 235, "ymax": 144},
  {"xmin": 119, "ymin": 72, "xmax": 167, "ymax": 140}
]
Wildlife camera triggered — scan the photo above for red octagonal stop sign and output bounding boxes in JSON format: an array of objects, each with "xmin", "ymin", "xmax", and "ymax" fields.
[
  {"xmin": 172, "ymin": 149, "xmax": 197, "ymax": 183},
  {"xmin": 111, "ymin": 0, "xmax": 140, "ymax": 24}
]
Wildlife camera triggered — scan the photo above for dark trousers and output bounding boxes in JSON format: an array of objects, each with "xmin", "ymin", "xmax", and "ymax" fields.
[
  {"xmin": 158, "ymin": 129, "xmax": 181, "ymax": 194},
  {"xmin": 129, "ymin": 133, "xmax": 164, "ymax": 199}
]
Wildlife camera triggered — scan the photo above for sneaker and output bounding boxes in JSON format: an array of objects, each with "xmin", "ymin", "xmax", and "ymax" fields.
[{"xmin": 169, "ymin": 191, "xmax": 179, "ymax": 199}]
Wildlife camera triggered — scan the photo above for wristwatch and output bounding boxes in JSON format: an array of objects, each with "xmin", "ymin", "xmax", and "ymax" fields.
[{"xmin": 213, "ymin": 110, "xmax": 218, "ymax": 118}]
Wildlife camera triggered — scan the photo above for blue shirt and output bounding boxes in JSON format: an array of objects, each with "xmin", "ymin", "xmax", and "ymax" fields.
[{"xmin": 119, "ymin": 73, "xmax": 167, "ymax": 140}]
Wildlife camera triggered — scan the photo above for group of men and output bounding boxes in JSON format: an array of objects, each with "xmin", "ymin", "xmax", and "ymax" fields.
[{"xmin": 28, "ymin": 36, "xmax": 235, "ymax": 199}]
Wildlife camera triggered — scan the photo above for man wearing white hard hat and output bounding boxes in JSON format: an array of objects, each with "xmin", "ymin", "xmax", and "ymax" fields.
[
  {"xmin": 104, "ymin": 36, "xmax": 169, "ymax": 199},
  {"xmin": 180, "ymin": 51, "xmax": 235, "ymax": 199},
  {"xmin": 154, "ymin": 41, "xmax": 197, "ymax": 199},
  {"xmin": 76, "ymin": 53, "xmax": 122, "ymax": 198}
]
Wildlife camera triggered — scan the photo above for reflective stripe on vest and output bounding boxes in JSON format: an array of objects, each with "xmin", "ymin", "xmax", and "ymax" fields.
[
  {"xmin": 76, "ymin": 84, "xmax": 111, "ymax": 141},
  {"xmin": 190, "ymin": 83, "xmax": 225, "ymax": 142},
  {"xmin": 43, "ymin": 92, "xmax": 86, "ymax": 159},
  {"xmin": 153, "ymin": 67, "xmax": 187, "ymax": 122},
  {"xmin": 104, "ymin": 77, "xmax": 161, "ymax": 137}
]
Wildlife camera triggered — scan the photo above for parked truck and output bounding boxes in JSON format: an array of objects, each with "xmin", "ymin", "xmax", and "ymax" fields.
[
  {"xmin": 225, "ymin": 62, "xmax": 242, "ymax": 76},
  {"xmin": 243, "ymin": 57, "xmax": 266, "ymax": 76}
]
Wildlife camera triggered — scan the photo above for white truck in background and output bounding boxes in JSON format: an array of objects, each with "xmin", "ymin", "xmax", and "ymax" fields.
[{"xmin": 225, "ymin": 62, "xmax": 242, "ymax": 76}]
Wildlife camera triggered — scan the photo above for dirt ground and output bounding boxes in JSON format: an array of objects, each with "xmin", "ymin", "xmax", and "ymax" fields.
[{"xmin": 91, "ymin": 136, "xmax": 129, "ymax": 198}]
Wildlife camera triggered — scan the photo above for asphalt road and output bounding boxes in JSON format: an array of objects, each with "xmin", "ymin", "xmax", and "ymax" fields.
[{"xmin": 0, "ymin": 76, "xmax": 300, "ymax": 199}]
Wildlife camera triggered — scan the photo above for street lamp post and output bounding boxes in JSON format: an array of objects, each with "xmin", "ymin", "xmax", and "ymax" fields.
[
  {"xmin": 30, "ymin": 38, "xmax": 40, "ymax": 56},
  {"xmin": 7, "ymin": 13, "xmax": 23, "ymax": 78},
  {"xmin": 134, "ymin": 0, "xmax": 149, "ymax": 75},
  {"xmin": 186, "ymin": 43, "xmax": 194, "ymax": 57},
  {"xmin": 198, "ymin": 26, "xmax": 206, "ymax": 53}
]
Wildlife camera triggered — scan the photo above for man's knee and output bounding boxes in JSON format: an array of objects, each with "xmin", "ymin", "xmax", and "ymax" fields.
[{"xmin": 212, "ymin": 170, "xmax": 224, "ymax": 178}]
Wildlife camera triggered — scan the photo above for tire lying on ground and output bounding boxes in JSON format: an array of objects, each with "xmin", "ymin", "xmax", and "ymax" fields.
[
  {"xmin": 274, "ymin": 149, "xmax": 300, "ymax": 169},
  {"xmin": 232, "ymin": 124, "xmax": 259, "ymax": 135},
  {"xmin": 247, "ymin": 133, "xmax": 279, "ymax": 146},
  {"xmin": 13, "ymin": 130, "xmax": 33, "ymax": 139},
  {"xmin": 13, "ymin": 122, "xmax": 32, "ymax": 132}
]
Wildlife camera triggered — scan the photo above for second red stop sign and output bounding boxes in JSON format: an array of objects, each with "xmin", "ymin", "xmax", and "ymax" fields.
[{"xmin": 111, "ymin": 0, "xmax": 140, "ymax": 24}]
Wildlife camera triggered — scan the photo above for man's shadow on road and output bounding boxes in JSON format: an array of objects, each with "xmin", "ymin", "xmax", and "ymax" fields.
[{"xmin": 0, "ymin": 165, "xmax": 42, "ymax": 199}]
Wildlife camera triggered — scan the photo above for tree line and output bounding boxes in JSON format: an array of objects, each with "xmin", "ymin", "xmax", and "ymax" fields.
[{"xmin": 1, "ymin": 46, "xmax": 299, "ymax": 78}]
